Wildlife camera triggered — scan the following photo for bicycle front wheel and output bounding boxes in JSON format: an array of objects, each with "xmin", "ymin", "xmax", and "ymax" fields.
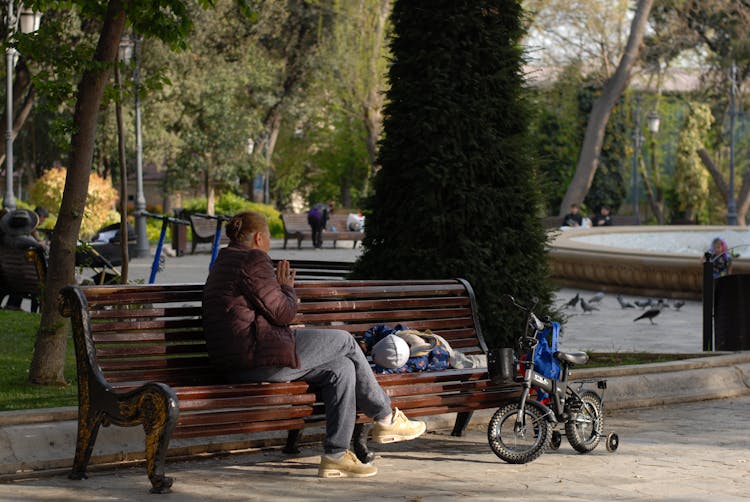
[{"xmin": 488, "ymin": 400, "xmax": 551, "ymax": 464}]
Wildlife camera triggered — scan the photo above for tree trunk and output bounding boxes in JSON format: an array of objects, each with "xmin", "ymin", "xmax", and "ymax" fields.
[
  {"xmin": 559, "ymin": 0, "xmax": 655, "ymax": 215},
  {"xmin": 698, "ymin": 147, "xmax": 750, "ymax": 226},
  {"xmin": 205, "ymin": 166, "xmax": 215, "ymax": 215},
  {"xmin": 29, "ymin": 1, "xmax": 127, "ymax": 385},
  {"xmin": 639, "ymin": 157, "xmax": 664, "ymax": 223},
  {"xmin": 361, "ymin": 0, "xmax": 390, "ymax": 195}
]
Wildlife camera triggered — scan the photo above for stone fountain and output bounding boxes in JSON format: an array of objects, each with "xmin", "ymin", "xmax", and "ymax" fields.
[{"xmin": 547, "ymin": 226, "xmax": 750, "ymax": 299}]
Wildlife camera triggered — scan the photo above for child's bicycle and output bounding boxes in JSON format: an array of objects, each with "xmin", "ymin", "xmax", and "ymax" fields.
[{"xmin": 487, "ymin": 295, "xmax": 619, "ymax": 464}]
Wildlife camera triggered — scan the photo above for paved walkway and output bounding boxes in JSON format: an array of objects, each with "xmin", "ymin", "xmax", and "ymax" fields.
[{"xmin": 1, "ymin": 395, "xmax": 748, "ymax": 501}]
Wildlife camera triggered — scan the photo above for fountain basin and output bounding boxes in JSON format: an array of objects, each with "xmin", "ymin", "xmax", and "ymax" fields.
[{"xmin": 548, "ymin": 226, "xmax": 750, "ymax": 299}]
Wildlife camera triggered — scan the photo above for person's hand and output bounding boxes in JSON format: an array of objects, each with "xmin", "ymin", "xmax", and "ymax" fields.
[{"xmin": 276, "ymin": 259, "xmax": 296, "ymax": 287}]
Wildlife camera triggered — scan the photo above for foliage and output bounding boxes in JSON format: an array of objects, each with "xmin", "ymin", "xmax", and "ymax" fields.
[
  {"xmin": 0, "ymin": 311, "xmax": 77, "ymax": 411},
  {"xmin": 672, "ymin": 102, "xmax": 713, "ymax": 223},
  {"xmin": 353, "ymin": 0, "xmax": 553, "ymax": 348},
  {"xmin": 28, "ymin": 167, "xmax": 119, "ymax": 239},
  {"xmin": 182, "ymin": 194, "xmax": 283, "ymax": 237}
]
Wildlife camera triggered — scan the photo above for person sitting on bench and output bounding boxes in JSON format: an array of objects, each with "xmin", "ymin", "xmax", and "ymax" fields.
[{"xmin": 202, "ymin": 211, "xmax": 426, "ymax": 478}]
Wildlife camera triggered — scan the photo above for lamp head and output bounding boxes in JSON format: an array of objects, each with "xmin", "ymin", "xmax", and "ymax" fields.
[{"xmin": 647, "ymin": 111, "xmax": 660, "ymax": 134}]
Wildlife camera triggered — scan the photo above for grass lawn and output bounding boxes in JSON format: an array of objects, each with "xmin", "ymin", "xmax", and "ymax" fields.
[{"xmin": 0, "ymin": 310, "xmax": 78, "ymax": 411}]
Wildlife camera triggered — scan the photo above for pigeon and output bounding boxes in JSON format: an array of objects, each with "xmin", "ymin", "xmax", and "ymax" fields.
[
  {"xmin": 564, "ymin": 293, "xmax": 580, "ymax": 309},
  {"xmin": 634, "ymin": 302, "xmax": 663, "ymax": 324},
  {"xmin": 616, "ymin": 294, "xmax": 635, "ymax": 309},
  {"xmin": 588, "ymin": 291, "xmax": 605, "ymax": 304},
  {"xmin": 580, "ymin": 298, "xmax": 599, "ymax": 313},
  {"xmin": 672, "ymin": 299, "xmax": 685, "ymax": 311},
  {"xmin": 634, "ymin": 299, "xmax": 653, "ymax": 309}
]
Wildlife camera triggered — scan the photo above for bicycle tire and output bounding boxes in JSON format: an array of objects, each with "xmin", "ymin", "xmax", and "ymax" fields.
[{"xmin": 488, "ymin": 400, "xmax": 551, "ymax": 464}]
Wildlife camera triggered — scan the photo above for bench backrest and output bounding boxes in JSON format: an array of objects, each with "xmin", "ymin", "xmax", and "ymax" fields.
[
  {"xmin": 189, "ymin": 215, "xmax": 227, "ymax": 240},
  {"xmin": 281, "ymin": 213, "xmax": 309, "ymax": 233},
  {"xmin": 62, "ymin": 279, "xmax": 487, "ymax": 390}
]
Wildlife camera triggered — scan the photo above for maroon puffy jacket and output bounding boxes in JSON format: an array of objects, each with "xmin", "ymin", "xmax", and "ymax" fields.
[{"xmin": 203, "ymin": 244, "xmax": 299, "ymax": 372}]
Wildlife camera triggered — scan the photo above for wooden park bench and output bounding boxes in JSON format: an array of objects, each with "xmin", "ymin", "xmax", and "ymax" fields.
[
  {"xmin": 0, "ymin": 244, "xmax": 47, "ymax": 312},
  {"xmin": 188, "ymin": 214, "xmax": 228, "ymax": 254},
  {"xmin": 281, "ymin": 213, "xmax": 363, "ymax": 249},
  {"xmin": 280, "ymin": 213, "xmax": 311, "ymax": 249},
  {"xmin": 325, "ymin": 214, "xmax": 364, "ymax": 248},
  {"xmin": 59, "ymin": 279, "xmax": 519, "ymax": 493}
]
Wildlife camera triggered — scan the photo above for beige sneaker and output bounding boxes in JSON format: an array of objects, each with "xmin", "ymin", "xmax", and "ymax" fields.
[
  {"xmin": 318, "ymin": 450, "xmax": 378, "ymax": 478},
  {"xmin": 371, "ymin": 408, "xmax": 427, "ymax": 444}
]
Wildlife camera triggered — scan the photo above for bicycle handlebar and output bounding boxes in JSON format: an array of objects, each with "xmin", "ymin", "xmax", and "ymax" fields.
[
  {"xmin": 193, "ymin": 213, "xmax": 232, "ymax": 221},
  {"xmin": 135, "ymin": 210, "xmax": 190, "ymax": 226}
]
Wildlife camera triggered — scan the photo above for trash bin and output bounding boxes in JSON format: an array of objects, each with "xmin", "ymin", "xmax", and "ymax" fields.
[
  {"xmin": 487, "ymin": 348, "xmax": 516, "ymax": 384},
  {"xmin": 714, "ymin": 274, "xmax": 750, "ymax": 350},
  {"xmin": 172, "ymin": 208, "xmax": 187, "ymax": 257}
]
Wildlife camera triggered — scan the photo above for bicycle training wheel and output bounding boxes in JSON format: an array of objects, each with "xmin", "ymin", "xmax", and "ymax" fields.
[
  {"xmin": 565, "ymin": 390, "xmax": 603, "ymax": 453},
  {"xmin": 488, "ymin": 401, "xmax": 551, "ymax": 464}
]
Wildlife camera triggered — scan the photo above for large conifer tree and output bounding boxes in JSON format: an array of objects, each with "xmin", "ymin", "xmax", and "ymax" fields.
[{"xmin": 352, "ymin": 0, "xmax": 552, "ymax": 347}]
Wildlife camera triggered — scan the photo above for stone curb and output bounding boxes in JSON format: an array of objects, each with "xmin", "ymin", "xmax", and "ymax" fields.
[{"xmin": 1, "ymin": 353, "xmax": 749, "ymax": 478}]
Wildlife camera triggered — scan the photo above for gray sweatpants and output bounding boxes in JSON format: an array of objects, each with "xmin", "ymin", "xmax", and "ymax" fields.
[{"xmin": 232, "ymin": 329, "xmax": 392, "ymax": 454}]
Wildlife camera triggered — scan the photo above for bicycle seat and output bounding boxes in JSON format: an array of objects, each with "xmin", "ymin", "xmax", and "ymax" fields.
[{"xmin": 554, "ymin": 350, "xmax": 589, "ymax": 365}]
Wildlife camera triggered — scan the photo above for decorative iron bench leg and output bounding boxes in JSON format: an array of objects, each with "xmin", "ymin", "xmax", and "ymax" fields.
[
  {"xmin": 352, "ymin": 423, "xmax": 374, "ymax": 464},
  {"xmin": 139, "ymin": 386, "xmax": 179, "ymax": 494},
  {"xmin": 451, "ymin": 411, "xmax": 473, "ymax": 437},
  {"xmin": 68, "ymin": 407, "xmax": 104, "ymax": 481},
  {"xmin": 283, "ymin": 429, "xmax": 303, "ymax": 454}
]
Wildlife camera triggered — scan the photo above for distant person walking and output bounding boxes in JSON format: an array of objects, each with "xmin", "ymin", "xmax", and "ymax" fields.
[{"xmin": 307, "ymin": 202, "xmax": 330, "ymax": 249}]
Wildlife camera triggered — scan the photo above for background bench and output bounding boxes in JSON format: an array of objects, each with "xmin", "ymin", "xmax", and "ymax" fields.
[
  {"xmin": 60, "ymin": 279, "xmax": 519, "ymax": 493},
  {"xmin": 280, "ymin": 213, "xmax": 311, "ymax": 249},
  {"xmin": 281, "ymin": 213, "xmax": 363, "ymax": 249},
  {"xmin": 542, "ymin": 214, "xmax": 641, "ymax": 229},
  {"xmin": 325, "ymin": 214, "xmax": 363, "ymax": 248},
  {"xmin": 0, "ymin": 245, "xmax": 47, "ymax": 312},
  {"xmin": 188, "ymin": 214, "xmax": 228, "ymax": 253}
]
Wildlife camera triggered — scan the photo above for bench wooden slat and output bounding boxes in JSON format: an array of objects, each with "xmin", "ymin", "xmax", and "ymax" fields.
[
  {"xmin": 92, "ymin": 331, "xmax": 205, "ymax": 344},
  {"xmin": 172, "ymin": 417, "xmax": 309, "ymax": 439},
  {"xmin": 90, "ymin": 318, "xmax": 203, "ymax": 333},
  {"xmin": 173, "ymin": 381, "xmax": 311, "ymax": 397},
  {"xmin": 296, "ymin": 296, "xmax": 469, "ymax": 313},
  {"xmin": 90, "ymin": 306, "xmax": 202, "ymax": 319},
  {"xmin": 178, "ymin": 392, "xmax": 317, "ymax": 413},
  {"xmin": 297, "ymin": 307, "xmax": 473, "ymax": 324},
  {"xmin": 178, "ymin": 406, "xmax": 315, "ymax": 429}
]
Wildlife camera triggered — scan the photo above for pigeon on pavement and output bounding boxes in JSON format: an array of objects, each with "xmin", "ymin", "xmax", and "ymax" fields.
[
  {"xmin": 672, "ymin": 299, "xmax": 685, "ymax": 311},
  {"xmin": 565, "ymin": 293, "xmax": 580, "ymax": 309},
  {"xmin": 616, "ymin": 294, "xmax": 635, "ymax": 309},
  {"xmin": 634, "ymin": 299, "xmax": 653, "ymax": 309},
  {"xmin": 580, "ymin": 298, "xmax": 599, "ymax": 313},
  {"xmin": 588, "ymin": 291, "xmax": 605, "ymax": 304}
]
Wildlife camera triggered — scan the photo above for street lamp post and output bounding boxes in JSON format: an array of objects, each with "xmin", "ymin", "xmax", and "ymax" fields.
[
  {"xmin": 647, "ymin": 108, "xmax": 660, "ymax": 187},
  {"xmin": 2, "ymin": 4, "xmax": 40, "ymax": 211},
  {"xmin": 132, "ymin": 34, "xmax": 149, "ymax": 257},
  {"xmin": 632, "ymin": 95, "xmax": 642, "ymax": 224},
  {"xmin": 727, "ymin": 62, "xmax": 738, "ymax": 225}
]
